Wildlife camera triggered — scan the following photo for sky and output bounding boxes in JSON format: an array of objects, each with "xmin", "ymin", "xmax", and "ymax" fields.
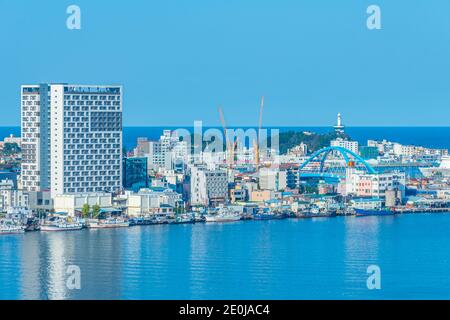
[{"xmin": 1, "ymin": 0, "xmax": 450, "ymax": 127}]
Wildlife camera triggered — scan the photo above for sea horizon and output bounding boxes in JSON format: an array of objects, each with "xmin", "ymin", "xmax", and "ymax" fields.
[{"xmin": 2, "ymin": 126, "xmax": 449, "ymax": 150}]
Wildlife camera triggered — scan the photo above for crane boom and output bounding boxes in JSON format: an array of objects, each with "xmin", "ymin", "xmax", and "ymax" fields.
[{"xmin": 258, "ymin": 96, "xmax": 264, "ymax": 135}]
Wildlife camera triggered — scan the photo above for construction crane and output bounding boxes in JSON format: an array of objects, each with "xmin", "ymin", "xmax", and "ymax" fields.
[
  {"xmin": 218, "ymin": 106, "xmax": 237, "ymax": 167},
  {"xmin": 254, "ymin": 96, "xmax": 264, "ymax": 166}
]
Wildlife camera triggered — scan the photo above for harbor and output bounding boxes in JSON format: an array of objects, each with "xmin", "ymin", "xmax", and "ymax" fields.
[{"xmin": 3, "ymin": 203, "xmax": 450, "ymax": 235}]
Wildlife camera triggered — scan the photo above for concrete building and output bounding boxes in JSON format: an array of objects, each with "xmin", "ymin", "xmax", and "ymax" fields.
[
  {"xmin": 27, "ymin": 191, "xmax": 53, "ymax": 212},
  {"xmin": 259, "ymin": 168, "xmax": 287, "ymax": 191},
  {"xmin": 250, "ymin": 190, "xmax": 274, "ymax": 202},
  {"xmin": 0, "ymin": 179, "xmax": 29, "ymax": 212},
  {"xmin": 53, "ymin": 192, "xmax": 112, "ymax": 216},
  {"xmin": 143, "ymin": 130, "xmax": 189, "ymax": 171},
  {"xmin": 331, "ymin": 138, "xmax": 359, "ymax": 154},
  {"xmin": 122, "ymin": 157, "xmax": 149, "ymax": 192},
  {"xmin": 126, "ymin": 188, "xmax": 183, "ymax": 216},
  {"xmin": 190, "ymin": 166, "xmax": 228, "ymax": 206},
  {"xmin": 345, "ymin": 168, "xmax": 405, "ymax": 199},
  {"xmin": 21, "ymin": 84, "xmax": 123, "ymax": 197},
  {"xmin": 229, "ymin": 184, "xmax": 248, "ymax": 203}
]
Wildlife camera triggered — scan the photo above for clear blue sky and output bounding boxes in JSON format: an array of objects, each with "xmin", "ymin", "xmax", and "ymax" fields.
[{"xmin": 1, "ymin": 0, "xmax": 450, "ymax": 127}]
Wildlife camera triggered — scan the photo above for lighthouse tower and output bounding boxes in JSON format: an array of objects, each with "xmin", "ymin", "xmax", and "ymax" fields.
[{"xmin": 333, "ymin": 113, "xmax": 345, "ymax": 134}]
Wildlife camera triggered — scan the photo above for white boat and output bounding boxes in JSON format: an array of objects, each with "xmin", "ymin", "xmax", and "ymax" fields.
[
  {"xmin": 88, "ymin": 217, "xmax": 130, "ymax": 228},
  {"xmin": 40, "ymin": 221, "xmax": 83, "ymax": 232},
  {"xmin": 0, "ymin": 223, "xmax": 25, "ymax": 234},
  {"xmin": 205, "ymin": 212, "xmax": 241, "ymax": 223}
]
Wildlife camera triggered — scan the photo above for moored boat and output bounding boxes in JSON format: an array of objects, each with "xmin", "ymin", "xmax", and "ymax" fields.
[
  {"xmin": 171, "ymin": 213, "xmax": 195, "ymax": 224},
  {"xmin": 205, "ymin": 212, "xmax": 241, "ymax": 223},
  {"xmin": 88, "ymin": 217, "xmax": 130, "ymax": 228},
  {"xmin": 0, "ymin": 224, "xmax": 25, "ymax": 234},
  {"xmin": 40, "ymin": 221, "xmax": 83, "ymax": 231},
  {"xmin": 355, "ymin": 208, "xmax": 394, "ymax": 217},
  {"xmin": 253, "ymin": 210, "xmax": 288, "ymax": 220},
  {"xmin": 297, "ymin": 206, "xmax": 337, "ymax": 218}
]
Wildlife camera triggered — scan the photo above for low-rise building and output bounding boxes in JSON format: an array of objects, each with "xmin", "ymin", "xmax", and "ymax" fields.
[
  {"xmin": 0, "ymin": 179, "xmax": 29, "ymax": 212},
  {"xmin": 53, "ymin": 193, "xmax": 112, "ymax": 216},
  {"xmin": 126, "ymin": 188, "xmax": 183, "ymax": 216},
  {"xmin": 331, "ymin": 138, "xmax": 359, "ymax": 154}
]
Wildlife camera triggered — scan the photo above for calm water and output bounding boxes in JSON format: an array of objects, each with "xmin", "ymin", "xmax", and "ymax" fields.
[
  {"xmin": 2, "ymin": 126, "xmax": 450, "ymax": 150},
  {"xmin": 1, "ymin": 214, "xmax": 450, "ymax": 300}
]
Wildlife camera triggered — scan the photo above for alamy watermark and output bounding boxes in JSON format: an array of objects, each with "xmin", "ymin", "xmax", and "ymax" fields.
[
  {"xmin": 367, "ymin": 5, "xmax": 381, "ymax": 30},
  {"xmin": 366, "ymin": 264, "xmax": 381, "ymax": 290},
  {"xmin": 66, "ymin": 265, "xmax": 81, "ymax": 290},
  {"xmin": 66, "ymin": 5, "xmax": 81, "ymax": 30},
  {"xmin": 170, "ymin": 120, "xmax": 280, "ymax": 167}
]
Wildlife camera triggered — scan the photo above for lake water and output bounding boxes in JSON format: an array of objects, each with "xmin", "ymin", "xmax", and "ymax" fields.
[{"xmin": 1, "ymin": 214, "xmax": 450, "ymax": 300}]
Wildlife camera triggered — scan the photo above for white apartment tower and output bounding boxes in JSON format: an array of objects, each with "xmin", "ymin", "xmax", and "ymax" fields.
[{"xmin": 21, "ymin": 84, "xmax": 123, "ymax": 197}]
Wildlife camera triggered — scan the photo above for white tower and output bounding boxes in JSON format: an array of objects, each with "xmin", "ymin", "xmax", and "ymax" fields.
[{"xmin": 333, "ymin": 113, "xmax": 345, "ymax": 134}]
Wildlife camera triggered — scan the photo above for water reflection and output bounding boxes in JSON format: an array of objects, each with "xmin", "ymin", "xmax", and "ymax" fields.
[{"xmin": 0, "ymin": 215, "xmax": 449, "ymax": 299}]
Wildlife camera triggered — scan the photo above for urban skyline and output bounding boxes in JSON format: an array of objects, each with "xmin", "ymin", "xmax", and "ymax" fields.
[{"xmin": 3, "ymin": 1, "xmax": 450, "ymax": 304}]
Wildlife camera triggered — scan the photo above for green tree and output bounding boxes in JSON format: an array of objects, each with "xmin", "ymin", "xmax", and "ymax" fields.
[
  {"xmin": 92, "ymin": 204, "xmax": 101, "ymax": 218},
  {"xmin": 1, "ymin": 143, "xmax": 21, "ymax": 156},
  {"xmin": 81, "ymin": 203, "xmax": 90, "ymax": 218}
]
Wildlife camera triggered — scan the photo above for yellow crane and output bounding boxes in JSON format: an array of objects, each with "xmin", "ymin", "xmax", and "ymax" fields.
[
  {"xmin": 254, "ymin": 96, "xmax": 264, "ymax": 166},
  {"xmin": 218, "ymin": 106, "xmax": 238, "ymax": 167}
]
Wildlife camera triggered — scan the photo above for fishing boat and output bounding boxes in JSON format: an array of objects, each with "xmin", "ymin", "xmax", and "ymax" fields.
[
  {"xmin": 88, "ymin": 217, "xmax": 130, "ymax": 228},
  {"xmin": 253, "ymin": 209, "xmax": 288, "ymax": 220},
  {"xmin": 355, "ymin": 208, "xmax": 395, "ymax": 217},
  {"xmin": 193, "ymin": 212, "xmax": 206, "ymax": 222},
  {"xmin": 298, "ymin": 206, "xmax": 337, "ymax": 218},
  {"xmin": 40, "ymin": 220, "xmax": 83, "ymax": 231},
  {"xmin": 171, "ymin": 213, "xmax": 195, "ymax": 224},
  {"xmin": 0, "ymin": 223, "xmax": 25, "ymax": 234},
  {"xmin": 205, "ymin": 209, "xmax": 242, "ymax": 223},
  {"xmin": 129, "ymin": 216, "xmax": 154, "ymax": 226}
]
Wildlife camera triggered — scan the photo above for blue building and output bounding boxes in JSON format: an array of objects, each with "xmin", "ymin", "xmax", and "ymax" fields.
[{"xmin": 122, "ymin": 157, "xmax": 149, "ymax": 192}]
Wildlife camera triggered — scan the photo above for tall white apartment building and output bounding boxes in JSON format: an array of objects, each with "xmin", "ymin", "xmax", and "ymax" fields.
[{"xmin": 21, "ymin": 84, "xmax": 123, "ymax": 197}]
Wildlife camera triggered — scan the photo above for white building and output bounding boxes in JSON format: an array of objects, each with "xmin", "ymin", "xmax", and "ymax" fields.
[
  {"xmin": 143, "ymin": 130, "xmax": 189, "ymax": 171},
  {"xmin": 21, "ymin": 84, "xmax": 123, "ymax": 197},
  {"xmin": 53, "ymin": 192, "xmax": 112, "ymax": 216},
  {"xmin": 259, "ymin": 167, "xmax": 287, "ymax": 191},
  {"xmin": 0, "ymin": 179, "xmax": 29, "ymax": 212},
  {"xmin": 126, "ymin": 188, "xmax": 183, "ymax": 216},
  {"xmin": 331, "ymin": 137, "xmax": 359, "ymax": 154},
  {"xmin": 393, "ymin": 143, "xmax": 448, "ymax": 157},
  {"xmin": 190, "ymin": 166, "xmax": 228, "ymax": 206},
  {"xmin": 344, "ymin": 168, "xmax": 405, "ymax": 199},
  {"xmin": 287, "ymin": 143, "xmax": 308, "ymax": 157}
]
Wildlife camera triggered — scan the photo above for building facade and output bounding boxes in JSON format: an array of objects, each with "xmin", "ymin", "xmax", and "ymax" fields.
[
  {"xmin": 123, "ymin": 157, "xmax": 149, "ymax": 192},
  {"xmin": 190, "ymin": 166, "xmax": 228, "ymax": 206},
  {"xmin": 0, "ymin": 179, "xmax": 29, "ymax": 212},
  {"xmin": 21, "ymin": 84, "xmax": 123, "ymax": 197},
  {"xmin": 330, "ymin": 138, "xmax": 359, "ymax": 154}
]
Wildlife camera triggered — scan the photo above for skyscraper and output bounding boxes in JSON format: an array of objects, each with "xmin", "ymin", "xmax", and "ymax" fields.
[{"xmin": 21, "ymin": 84, "xmax": 123, "ymax": 197}]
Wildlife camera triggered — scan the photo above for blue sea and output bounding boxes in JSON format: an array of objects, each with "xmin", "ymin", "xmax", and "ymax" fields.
[
  {"xmin": 1, "ymin": 215, "xmax": 450, "ymax": 300},
  {"xmin": 2, "ymin": 126, "xmax": 450, "ymax": 150}
]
